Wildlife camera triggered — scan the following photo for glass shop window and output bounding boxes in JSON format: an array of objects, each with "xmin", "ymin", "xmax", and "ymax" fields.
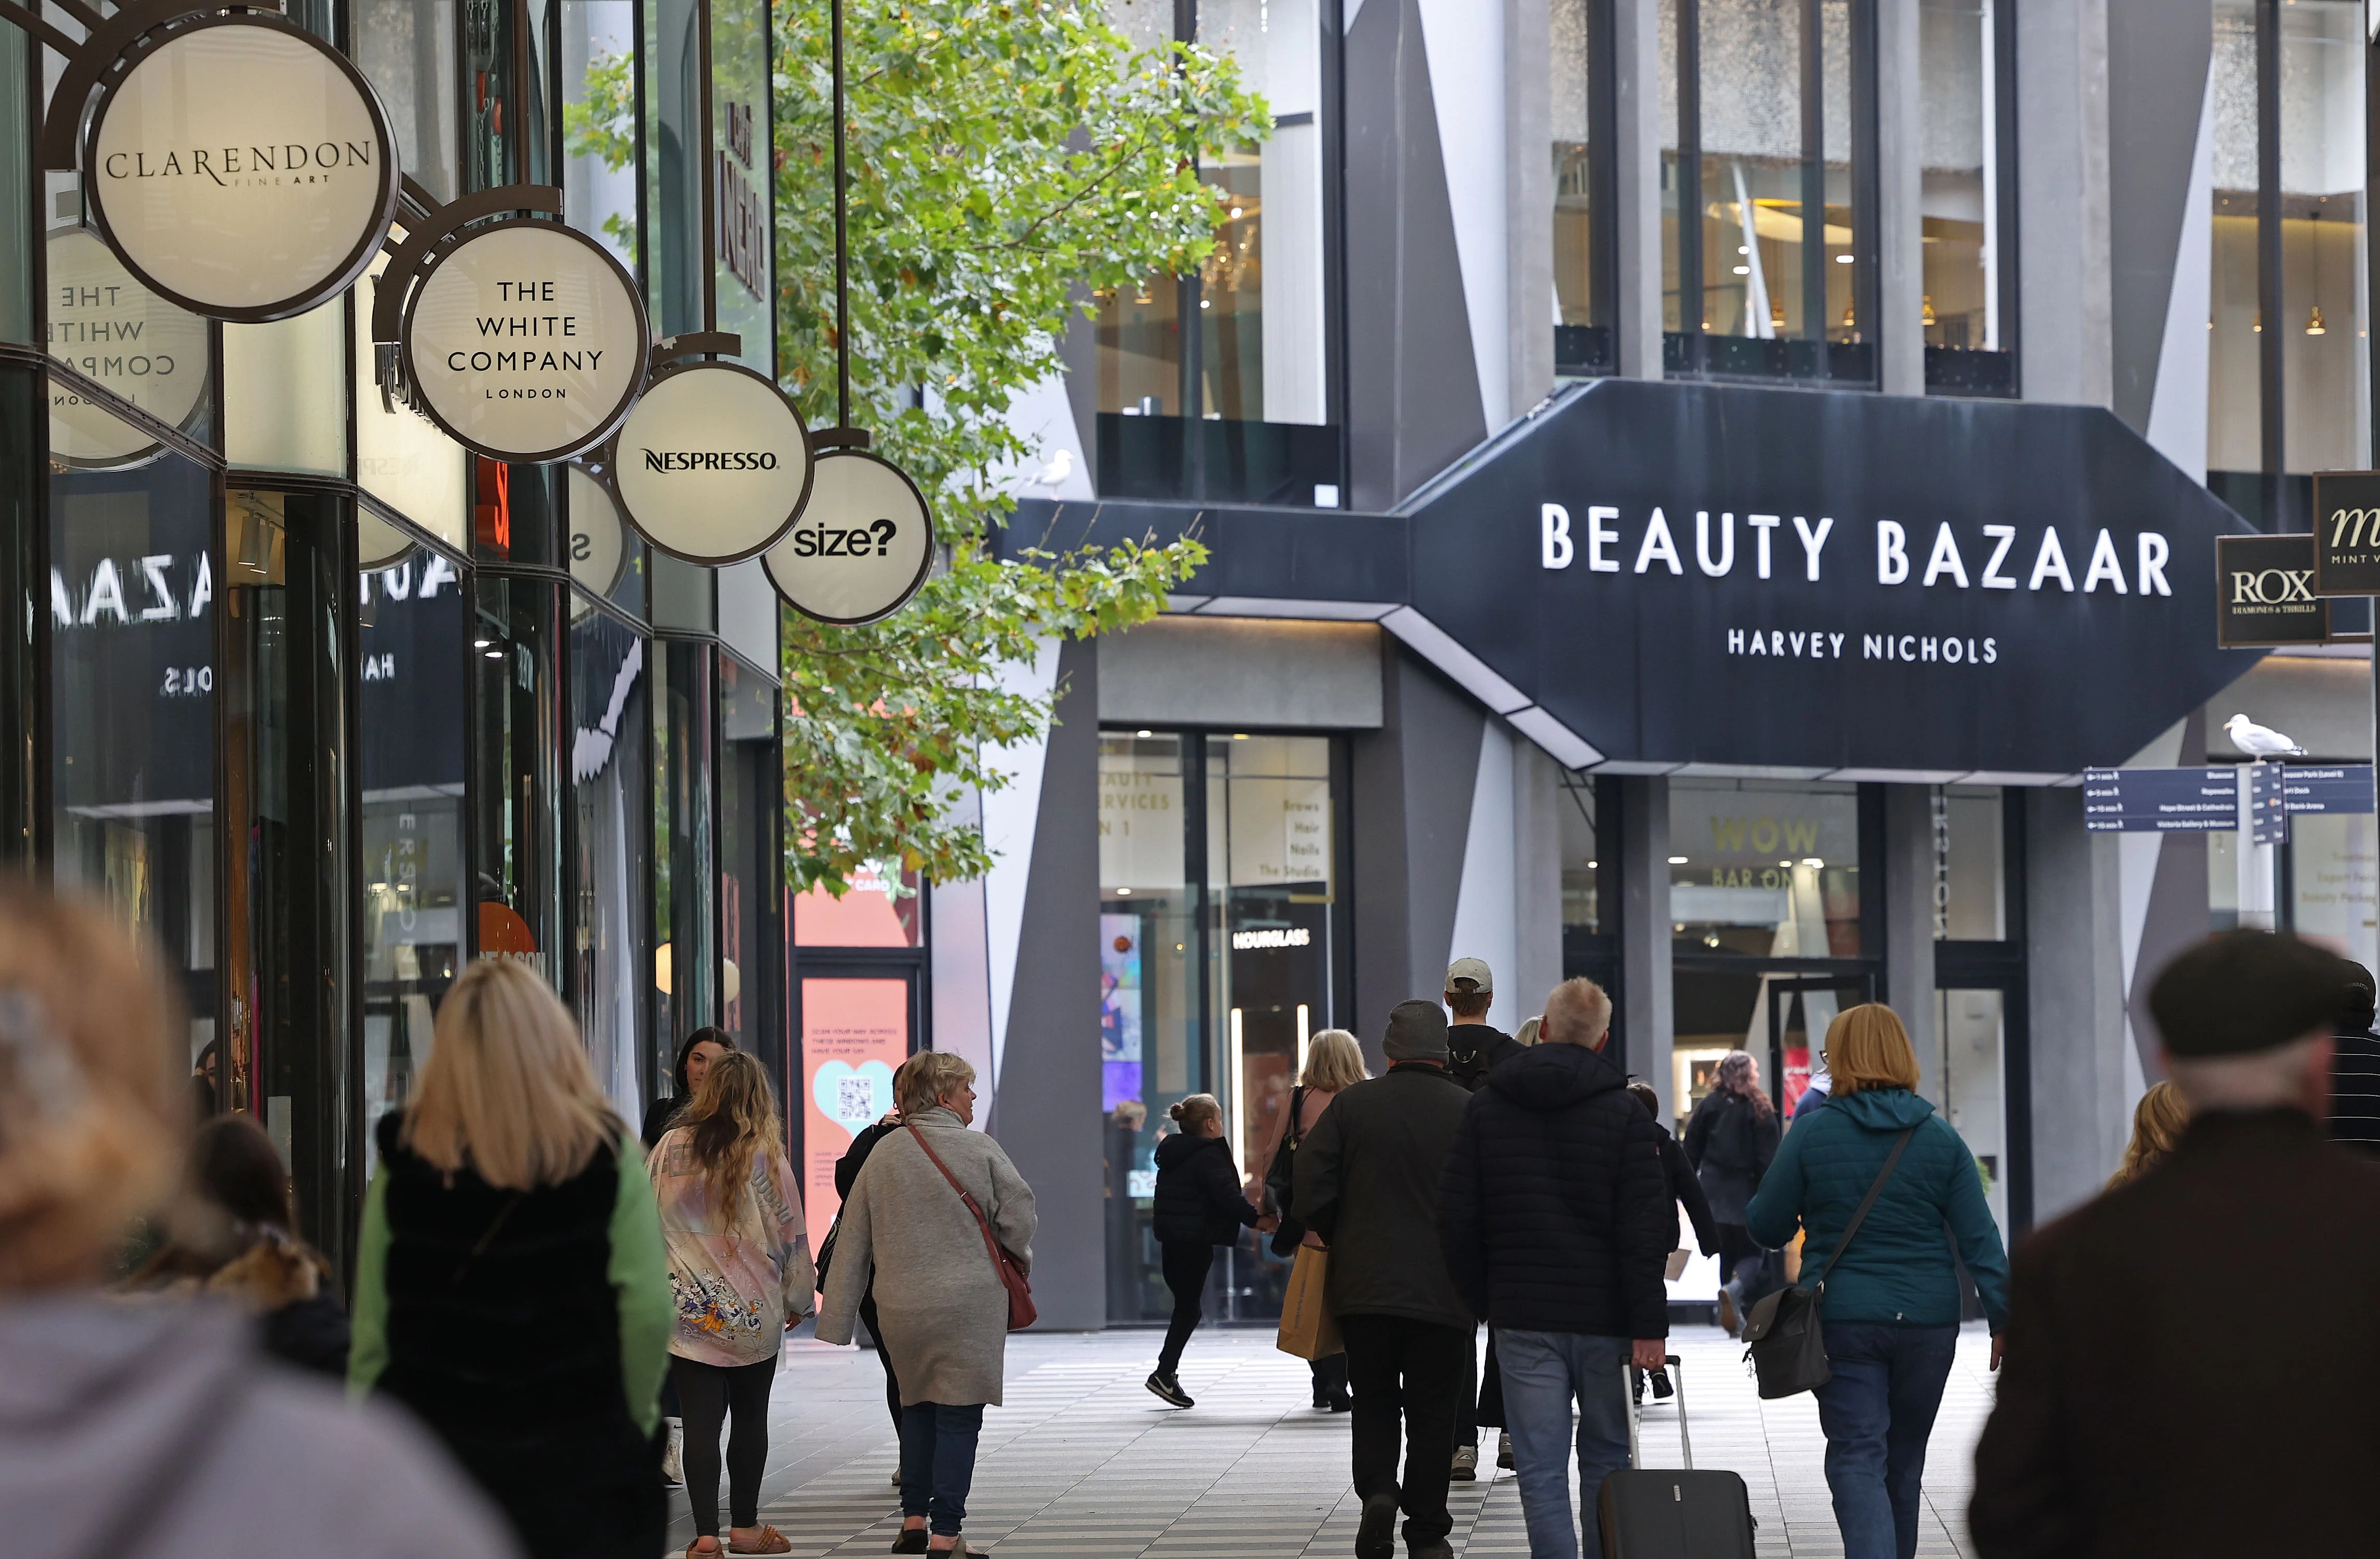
[
  {"xmin": 570, "ymin": 603, "xmax": 653, "ymax": 1120},
  {"xmin": 2292, "ymin": 812, "xmax": 2378, "ymax": 972},
  {"xmin": 1932, "ymin": 784, "xmax": 2005, "ymax": 940},
  {"xmin": 471, "ymin": 574, "xmax": 566, "ymax": 987},
  {"xmin": 653, "ymin": 639, "xmax": 718, "ymax": 1053},
  {"xmin": 717, "ymin": 653, "xmax": 780, "ymax": 1046},
  {"xmin": 358, "ymin": 518, "xmax": 469, "ymax": 1170},
  {"xmin": 559, "ymin": 0, "xmax": 641, "ymax": 271},
  {"xmin": 49, "ymin": 422, "xmax": 219, "ymax": 1110},
  {"xmin": 1668, "ymin": 778, "xmax": 1863, "ymax": 956},
  {"xmin": 354, "ymin": 0, "xmax": 462, "ymax": 203},
  {"xmin": 1552, "ymin": 0, "xmax": 1614, "ymax": 376}
]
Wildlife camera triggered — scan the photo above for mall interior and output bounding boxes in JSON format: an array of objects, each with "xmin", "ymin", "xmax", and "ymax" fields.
[{"xmin": 0, "ymin": 0, "xmax": 2372, "ymax": 1364}]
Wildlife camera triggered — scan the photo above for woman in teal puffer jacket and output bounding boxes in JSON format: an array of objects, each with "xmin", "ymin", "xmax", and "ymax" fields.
[{"xmin": 1746, "ymin": 1004, "xmax": 2009, "ymax": 1559}]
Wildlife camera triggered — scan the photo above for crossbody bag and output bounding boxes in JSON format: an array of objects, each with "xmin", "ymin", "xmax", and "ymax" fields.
[
  {"xmin": 905, "ymin": 1122, "xmax": 1037, "ymax": 1330},
  {"xmin": 1739, "ymin": 1126, "xmax": 1915, "ymax": 1399}
]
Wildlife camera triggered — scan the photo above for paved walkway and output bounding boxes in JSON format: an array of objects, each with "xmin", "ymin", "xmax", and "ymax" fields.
[{"xmin": 664, "ymin": 1324, "xmax": 1997, "ymax": 1557}]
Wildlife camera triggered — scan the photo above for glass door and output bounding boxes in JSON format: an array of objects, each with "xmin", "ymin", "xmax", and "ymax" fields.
[
  {"xmin": 1931, "ymin": 987, "xmax": 2010, "ymax": 1241},
  {"xmin": 1766, "ymin": 974, "xmax": 1876, "ymax": 1118}
]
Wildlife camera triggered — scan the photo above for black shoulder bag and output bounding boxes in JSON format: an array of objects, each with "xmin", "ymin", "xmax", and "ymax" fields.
[
  {"xmin": 1263, "ymin": 1086, "xmax": 1307, "ymax": 1257},
  {"xmin": 1740, "ymin": 1126, "xmax": 1915, "ymax": 1399}
]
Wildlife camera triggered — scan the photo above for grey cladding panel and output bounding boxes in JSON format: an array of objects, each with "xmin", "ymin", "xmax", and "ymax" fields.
[{"xmin": 1098, "ymin": 617, "xmax": 1385, "ymax": 730}]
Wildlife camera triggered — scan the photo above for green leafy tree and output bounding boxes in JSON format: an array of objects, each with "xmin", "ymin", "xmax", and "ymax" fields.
[{"xmin": 770, "ymin": 0, "xmax": 1266, "ymax": 895}]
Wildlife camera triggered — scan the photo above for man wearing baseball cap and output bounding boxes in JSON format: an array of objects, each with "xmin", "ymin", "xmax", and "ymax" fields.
[
  {"xmin": 1441, "ymin": 957, "xmax": 1525, "ymax": 1480},
  {"xmin": 1971, "ymin": 931, "xmax": 2380, "ymax": 1558}
]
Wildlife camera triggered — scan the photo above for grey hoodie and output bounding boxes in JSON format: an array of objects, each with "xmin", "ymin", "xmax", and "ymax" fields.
[{"xmin": 0, "ymin": 1295, "xmax": 518, "ymax": 1559}]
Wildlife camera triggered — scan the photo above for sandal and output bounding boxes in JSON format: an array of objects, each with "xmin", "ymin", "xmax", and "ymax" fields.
[
  {"xmin": 686, "ymin": 1541, "xmax": 722, "ymax": 1557},
  {"xmin": 727, "ymin": 1528, "xmax": 792, "ymax": 1555}
]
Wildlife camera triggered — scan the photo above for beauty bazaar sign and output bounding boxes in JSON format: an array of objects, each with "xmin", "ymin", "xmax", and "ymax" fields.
[{"xmin": 1402, "ymin": 380, "xmax": 2261, "ymax": 775}]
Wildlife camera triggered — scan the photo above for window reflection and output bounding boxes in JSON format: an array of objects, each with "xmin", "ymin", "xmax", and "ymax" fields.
[
  {"xmin": 471, "ymin": 575, "xmax": 565, "ymax": 985},
  {"xmin": 718, "ymin": 654, "xmax": 779, "ymax": 1047},
  {"xmin": 653, "ymin": 639, "xmax": 717, "ymax": 1050},
  {"xmin": 359, "ymin": 532, "xmax": 468, "ymax": 1171},
  {"xmin": 570, "ymin": 605, "xmax": 652, "ymax": 1120},
  {"xmin": 1917, "ymin": 0, "xmax": 2011, "ymax": 396},
  {"xmin": 1668, "ymin": 779, "xmax": 1861, "ymax": 956},
  {"xmin": 50, "ymin": 430, "xmax": 217, "ymax": 1109},
  {"xmin": 1552, "ymin": 0, "xmax": 1611, "ymax": 375}
]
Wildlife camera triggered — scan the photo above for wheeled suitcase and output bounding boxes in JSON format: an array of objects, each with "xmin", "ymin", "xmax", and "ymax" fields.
[{"xmin": 1595, "ymin": 1354, "xmax": 1758, "ymax": 1559}]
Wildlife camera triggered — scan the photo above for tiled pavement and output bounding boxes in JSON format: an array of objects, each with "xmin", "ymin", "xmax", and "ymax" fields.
[{"xmin": 664, "ymin": 1324, "xmax": 1997, "ymax": 1557}]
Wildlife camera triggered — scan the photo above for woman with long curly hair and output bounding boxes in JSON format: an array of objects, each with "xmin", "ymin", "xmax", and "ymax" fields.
[
  {"xmin": 2107, "ymin": 1080, "xmax": 2190, "ymax": 1189},
  {"xmin": 649, "ymin": 1049, "xmax": 812, "ymax": 1557},
  {"xmin": 1683, "ymin": 1048, "xmax": 1781, "ymax": 1335}
]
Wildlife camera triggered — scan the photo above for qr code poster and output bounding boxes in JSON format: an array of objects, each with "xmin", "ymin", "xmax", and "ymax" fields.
[{"xmin": 810, "ymin": 1059, "xmax": 897, "ymax": 1135}]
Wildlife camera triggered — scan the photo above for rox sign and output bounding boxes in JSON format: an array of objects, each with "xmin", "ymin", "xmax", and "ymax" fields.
[{"xmin": 2215, "ymin": 533, "xmax": 2330, "ymax": 648}]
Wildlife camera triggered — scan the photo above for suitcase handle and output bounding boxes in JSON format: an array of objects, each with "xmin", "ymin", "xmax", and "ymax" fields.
[{"xmin": 1622, "ymin": 1351, "xmax": 1692, "ymax": 1471}]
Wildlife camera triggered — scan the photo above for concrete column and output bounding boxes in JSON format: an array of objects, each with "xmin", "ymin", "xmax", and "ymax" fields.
[
  {"xmin": 1883, "ymin": 784, "xmax": 1939, "ymax": 1078},
  {"xmin": 1612, "ymin": 0, "xmax": 1665, "ymax": 380},
  {"xmin": 1510, "ymin": 742, "xmax": 1566, "ymax": 1018},
  {"xmin": 1508, "ymin": 0, "xmax": 1556, "ymax": 417},
  {"xmin": 2015, "ymin": 0, "xmax": 2114, "ymax": 406},
  {"xmin": 2025, "ymin": 785, "xmax": 2131, "ymax": 1224},
  {"xmin": 1620, "ymin": 775, "xmax": 1676, "ymax": 1119},
  {"xmin": 1874, "ymin": 0, "xmax": 1925, "ymax": 397}
]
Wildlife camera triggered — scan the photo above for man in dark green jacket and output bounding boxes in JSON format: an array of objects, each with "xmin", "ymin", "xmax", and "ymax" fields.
[{"xmin": 1744, "ymin": 1005, "xmax": 2008, "ymax": 1559}]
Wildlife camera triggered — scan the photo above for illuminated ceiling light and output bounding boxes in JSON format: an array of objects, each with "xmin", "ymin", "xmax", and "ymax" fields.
[
  {"xmin": 2308, "ymin": 304, "xmax": 2327, "ymax": 336},
  {"xmin": 2253, "ymin": 313, "xmax": 2263, "ymax": 332},
  {"xmin": 484, "ymin": 649, "xmax": 502, "ymax": 658},
  {"xmin": 1779, "ymin": 859, "xmax": 1794, "ymax": 868},
  {"xmin": 1136, "ymin": 728, "xmax": 1153, "ymax": 737},
  {"xmin": 1200, "ymin": 298, "xmax": 1211, "ymax": 309},
  {"xmin": 1802, "ymin": 856, "xmax": 1825, "ymax": 868},
  {"xmin": 1587, "ymin": 860, "xmax": 1599, "ymax": 869},
  {"xmin": 1732, "ymin": 264, "xmax": 1751, "ymax": 276},
  {"xmin": 1116, "ymin": 886, "xmax": 1132, "ymax": 895},
  {"xmin": 473, "ymin": 638, "xmax": 491, "ymax": 648},
  {"xmin": 1233, "ymin": 733, "xmax": 1249, "ymax": 740},
  {"xmin": 1736, "ymin": 245, "xmax": 1749, "ymax": 256},
  {"xmin": 1230, "ymin": 205, "xmax": 1243, "ymax": 219},
  {"xmin": 1833, "ymin": 252, "xmax": 1853, "ymax": 263},
  {"xmin": 1668, "ymin": 855, "xmax": 1688, "ymax": 865},
  {"xmin": 1921, "ymin": 295, "xmax": 1937, "ymax": 327}
]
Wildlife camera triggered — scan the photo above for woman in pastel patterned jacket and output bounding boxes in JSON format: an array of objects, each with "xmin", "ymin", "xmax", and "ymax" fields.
[{"xmin": 649, "ymin": 1050, "xmax": 815, "ymax": 1557}]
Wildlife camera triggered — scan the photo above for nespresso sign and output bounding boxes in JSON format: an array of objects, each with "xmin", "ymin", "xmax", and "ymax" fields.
[
  {"xmin": 1404, "ymin": 381, "xmax": 2260, "ymax": 774},
  {"xmin": 79, "ymin": 15, "xmax": 399, "ymax": 322},
  {"xmin": 609, "ymin": 360, "xmax": 812, "ymax": 564}
]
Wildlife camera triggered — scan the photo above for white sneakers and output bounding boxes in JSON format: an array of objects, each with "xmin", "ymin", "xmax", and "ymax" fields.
[{"xmin": 661, "ymin": 1416, "xmax": 684, "ymax": 1487}]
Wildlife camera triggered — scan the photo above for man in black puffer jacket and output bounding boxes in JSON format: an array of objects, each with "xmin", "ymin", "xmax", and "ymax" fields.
[{"xmin": 1441, "ymin": 976, "xmax": 1671, "ymax": 1559}]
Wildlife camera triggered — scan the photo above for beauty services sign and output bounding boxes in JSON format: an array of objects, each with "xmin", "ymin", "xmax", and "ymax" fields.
[
  {"xmin": 611, "ymin": 361, "xmax": 811, "ymax": 563},
  {"xmin": 400, "ymin": 220, "xmax": 648, "ymax": 463},
  {"xmin": 83, "ymin": 15, "xmax": 399, "ymax": 322},
  {"xmin": 764, "ymin": 450, "xmax": 935, "ymax": 625}
]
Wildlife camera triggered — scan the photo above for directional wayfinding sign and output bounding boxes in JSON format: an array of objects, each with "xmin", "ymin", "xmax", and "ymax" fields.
[
  {"xmin": 2083, "ymin": 767, "xmax": 2239, "ymax": 832},
  {"xmin": 2313, "ymin": 472, "xmax": 2380, "ymax": 595},
  {"xmin": 2084, "ymin": 764, "xmax": 2375, "ymax": 834}
]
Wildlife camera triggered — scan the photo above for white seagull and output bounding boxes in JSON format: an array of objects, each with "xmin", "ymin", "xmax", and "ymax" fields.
[{"xmin": 2225, "ymin": 713, "xmax": 2307, "ymax": 758}]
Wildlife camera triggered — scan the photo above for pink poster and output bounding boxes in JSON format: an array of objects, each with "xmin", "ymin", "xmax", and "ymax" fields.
[{"xmin": 801, "ymin": 977, "xmax": 910, "ymax": 1261}]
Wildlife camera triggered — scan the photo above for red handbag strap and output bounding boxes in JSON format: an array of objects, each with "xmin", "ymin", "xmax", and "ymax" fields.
[{"xmin": 905, "ymin": 1121, "xmax": 1012, "ymax": 1272}]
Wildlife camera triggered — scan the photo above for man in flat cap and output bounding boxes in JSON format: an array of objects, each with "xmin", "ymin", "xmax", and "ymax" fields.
[{"xmin": 1970, "ymin": 930, "xmax": 2380, "ymax": 1559}]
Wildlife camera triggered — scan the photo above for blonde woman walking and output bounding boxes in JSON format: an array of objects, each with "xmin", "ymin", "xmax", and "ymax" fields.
[
  {"xmin": 1249, "ymin": 1028, "xmax": 1368, "ymax": 1410},
  {"xmin": 819, "ymin": 1051, "xmax": 1037, "ymax": 1556},
  {"xmin": 350, "ymin": 960, "xmax": 675, "ymax": 1559},
  {"xmin": 650, "ymin": 1050, "xmax": 812, "ymax": 1557}
]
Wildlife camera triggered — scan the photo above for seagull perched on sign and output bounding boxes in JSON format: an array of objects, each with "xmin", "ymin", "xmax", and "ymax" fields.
[{"xmin": 2226, "ymin": 713, "xmax": 2307, "ymax": 758}]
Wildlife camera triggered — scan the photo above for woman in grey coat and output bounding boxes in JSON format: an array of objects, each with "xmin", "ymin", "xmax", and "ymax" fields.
[{"xmin": 818, "ymin": 1050, "xmax": 1038, "ymax": 1557}]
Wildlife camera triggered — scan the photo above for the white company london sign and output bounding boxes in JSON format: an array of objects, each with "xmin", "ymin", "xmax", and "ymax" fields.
[{"xmin": 400, "ymin": 220, "xmax": 648, "ymax": 463}]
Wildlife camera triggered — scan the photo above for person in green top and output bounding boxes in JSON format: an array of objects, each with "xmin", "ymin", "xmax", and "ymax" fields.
[
  {"xmin": 347, "ymin": 960, "xmax": 675, "ymax": 1559},
  {"xmin": 1746, "ymin": 1003, "xmax": 2008, "ymax": 1559}
]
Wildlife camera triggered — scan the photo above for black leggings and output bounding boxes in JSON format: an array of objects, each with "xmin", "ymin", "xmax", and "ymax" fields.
[
  {"xmin": 673, "ymin": 1355, "xmax": 777, "ymax": 1537},
  {"xmin": 860, "ymin": 1288, "xmax": 903, "ymax": 1434},
  {"xmin": 1156, "ymin": 1240, "xmax": 1215, "ymax": 1376}
]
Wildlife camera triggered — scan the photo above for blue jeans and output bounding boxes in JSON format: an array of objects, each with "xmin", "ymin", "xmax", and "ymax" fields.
[
  {"xmin": 1811, "ymin": 1322, "xmax": 1958, "ymax": 1559},
  {"xmin": 898, "ymin": 1401, "xmax": 984, "ymax": 1537},
  {"xmin": 1496, "ymin": 1329, "xmax": 1633, "ymax": 1559}
]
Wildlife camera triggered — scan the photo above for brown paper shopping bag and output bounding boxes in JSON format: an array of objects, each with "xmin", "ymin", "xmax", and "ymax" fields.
[{"xmin": 1275, "ymin": 1245, "xmax": 1343, "ymax": 1360}]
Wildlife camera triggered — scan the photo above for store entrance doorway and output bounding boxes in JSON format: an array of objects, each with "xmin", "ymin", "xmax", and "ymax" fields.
[{"xmin": 1765, "ymin": 974, "xmax": 1876, "ymax": 1120}]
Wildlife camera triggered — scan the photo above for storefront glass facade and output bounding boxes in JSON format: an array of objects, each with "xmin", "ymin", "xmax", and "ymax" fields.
[
  {"xmin": 1099, "ymin": 728, "xmax": 1349, "ymax": 1324},
  {"xmin": 0, "ymin": 0, "xmax": 787, "ymax": 1270}
]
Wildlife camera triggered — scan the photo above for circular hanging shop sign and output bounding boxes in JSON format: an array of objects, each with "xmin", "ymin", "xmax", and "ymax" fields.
[
  {"xmin": 611, "ymin": 361, "xmax": 813, "ymax": 564},
  {"xmin": 83, "ymin": 14, "xmax": 400, "ymax": 322},
  {"xmin": 763, "ymin": 448, "xmax": 935, "ymax": 625},
  {"xmin": 400, "ymin": 219, "xmax": 648, "ymax": 464},
  {"xmin": 45, "ymin": 227, "xmax": 209, "ymax": 466},
  {"xmin": 566, "ymin": 464, "xmax": 628, "ymax": 616}
]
